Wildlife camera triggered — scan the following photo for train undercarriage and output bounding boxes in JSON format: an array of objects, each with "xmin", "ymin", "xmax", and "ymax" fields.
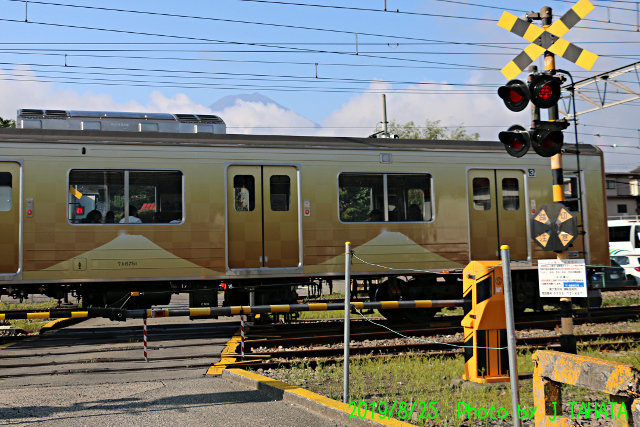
[{"xmin": 2, "ymin": 266, "xmax": 604, "ymax": 323}]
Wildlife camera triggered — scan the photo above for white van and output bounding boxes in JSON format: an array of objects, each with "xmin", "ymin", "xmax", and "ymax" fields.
[{"xmin": 608, "ymin": 218, "xmax": 640, "ymax": 284}]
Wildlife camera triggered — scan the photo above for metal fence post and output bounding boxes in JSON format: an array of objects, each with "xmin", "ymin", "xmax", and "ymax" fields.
[
  {"xmin": 343, "ymin": 242, "xmax": 351, "ymax": 404},
  {"xmin": 501, "ymin": 245, "xmax": 520, "ymax": 427}
]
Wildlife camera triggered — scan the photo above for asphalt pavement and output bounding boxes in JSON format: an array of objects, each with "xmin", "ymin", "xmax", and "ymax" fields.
[{"xmin": 0, "ymin": 294, "xmax": 343, "ymax": 426}]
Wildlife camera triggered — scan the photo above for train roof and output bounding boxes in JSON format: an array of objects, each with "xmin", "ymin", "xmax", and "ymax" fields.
[{"xmin": 0, "ymin": 128, "xmax": 602, "ymax": 154}]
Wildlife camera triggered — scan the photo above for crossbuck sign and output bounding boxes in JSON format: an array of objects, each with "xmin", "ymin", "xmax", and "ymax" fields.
[{"xmin": 497, "ymin": 0, "xmax": 599, "ymax": 80}]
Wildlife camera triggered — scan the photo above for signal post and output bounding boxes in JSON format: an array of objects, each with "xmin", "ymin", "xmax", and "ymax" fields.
[{"xmin": 497, "ymin": 1, "xmax": 599, "ymax": 354}]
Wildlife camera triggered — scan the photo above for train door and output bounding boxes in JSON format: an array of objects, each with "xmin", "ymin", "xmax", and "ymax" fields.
[
  {"xmin": 562, "ymin": 173, "xmax": 586, "ymax": 259},
  {"xmin": 227, "ymin": 165, "xmax": 300, "ymax": 269},
  {"xmin": 0, "ymin": 162, "xmax": 21, "ymax": 275},
  {"xmin": 468, "ymin": 169, "xmax": 528, "ymax": 261}
]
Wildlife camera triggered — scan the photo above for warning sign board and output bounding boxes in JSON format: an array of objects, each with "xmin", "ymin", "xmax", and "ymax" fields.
[
  {"xmin": 538, "ymin": 259, "xmax": 587, "ymax": 298},
  {"xmin": 531, "ymin": 202, "xmax": 579, "ymax": 252}
]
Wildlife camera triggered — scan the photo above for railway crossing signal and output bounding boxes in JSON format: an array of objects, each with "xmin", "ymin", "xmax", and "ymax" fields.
[
  {"xmin": 497, "ymin": 0, "xmax": 598, "ymax": 80},
  {"xmin": 497, "ymin": 80, "xmax": 529, "ymax": 112},
  {"xmin": 529, "ymin": 74, "xmax": 562, "ymax": 109},
  {"xmin": 498, "ymin": 125, "xmax": 530, "ymax": 157},
  {"xmin": 499, "ymin": 120, "xmax": 568, "ymax": 158},
  {"xmin": 498, "ymin": 74, "xmax": 563, "ymax": 113},
  {"xmin": 531, "ymin": 121, "xmax": 567, "ymax": 157}
]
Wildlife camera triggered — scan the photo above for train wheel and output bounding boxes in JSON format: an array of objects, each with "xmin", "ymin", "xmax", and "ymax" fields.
[
  {"xmin": 375, "ymin": 280, "xmax": 405, "ymax": 322},
  {"xmin": 401, "ymin": 287, "xmax": 438, "ymax": 324}
]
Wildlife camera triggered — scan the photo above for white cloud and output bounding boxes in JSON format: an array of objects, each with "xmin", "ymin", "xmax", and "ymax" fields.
[
  {"xmin": 0, "ymin": 67, "xmax": 212, "ymax": 119},
  {"xmin": 0, "ymin": 65, "xmax": 635, "ymax": 172},
  {"xmin": 319, "ymin": 79, "xmax": 528, "ymax": 140}
]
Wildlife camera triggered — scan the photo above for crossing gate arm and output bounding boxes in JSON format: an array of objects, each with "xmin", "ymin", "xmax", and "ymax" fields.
[
  {"xmin": 1, "ymin": 300, "xmax": 464, "ymax": 321},
  {"xmin": 533, "ymin": 350, "xmax": 640, "ymax": 426}
]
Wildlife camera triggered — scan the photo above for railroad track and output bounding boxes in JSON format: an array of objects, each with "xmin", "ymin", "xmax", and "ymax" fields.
[
  {"xmin": 0, "ymin": 318, "xmax": 238, "ymax": 378},
  {"xmin": 223, "ymin": 305, "xmax": 640, "ymax": 370},
  {"xmin": 229, "ymin": 331, "xmax": 640, "ymax": 370}
]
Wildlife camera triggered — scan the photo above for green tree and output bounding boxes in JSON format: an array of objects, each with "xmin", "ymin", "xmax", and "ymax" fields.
[
  {"xmin": 385, "ymin": 119, "xmax": 479, "ymax": 141},
  {"xmin": 0, "ymin": 117, "xmax": 16, "ymax": 128}
]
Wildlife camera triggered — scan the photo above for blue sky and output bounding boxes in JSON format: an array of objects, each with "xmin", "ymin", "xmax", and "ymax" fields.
[{"xmin": 0, "ymin": 0, "xmax": 638, "ymax": 170}]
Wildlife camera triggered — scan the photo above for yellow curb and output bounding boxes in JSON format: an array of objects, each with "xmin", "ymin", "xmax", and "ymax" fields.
[
  {"xmin": 42, "ymin": 317, "xmax": 71, "ymax": 330},
  {"xmin": 224, "ymin": 369, "xmax": 414, "ymax": 426},
  {"xmin": 0, "ymin": 341, "xmax": 18, "ymax": 350},
  {"xmin": 207, "ymin": 327, "xmax": 245, "ymax": 375}
]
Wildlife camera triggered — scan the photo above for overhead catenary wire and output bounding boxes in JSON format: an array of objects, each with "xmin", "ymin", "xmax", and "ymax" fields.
[{"xmin": 0, "ymin": 17, "xmax": 499, "ymax": 70}]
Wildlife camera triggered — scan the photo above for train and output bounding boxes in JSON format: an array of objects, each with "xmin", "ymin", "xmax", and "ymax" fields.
[{"xmin": 0, "ymin": 109, "xmax": 609, "ymax": 321}]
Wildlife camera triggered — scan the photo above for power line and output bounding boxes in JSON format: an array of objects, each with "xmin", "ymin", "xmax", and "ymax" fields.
[
  {"xmin": 232, "ymin": 0, "xmax": 495, "ymax": 20},
  {"xmin": 230, "ymin": 0, "xmax": 640, "ymax": 30},
  {"xmin": 0, "ymin": 74, "xmax": 498, "ymax": 94},
  {"xmin": 1, "ymin": 0, "xmax": 519, "ymax": 49},
  {"xmin": 0, "ymin": 60, "xmax": 503, "ymax": 88},
  {"xmin": 0, "ymin": 18, "xmax": 499, "ymax": 70}
]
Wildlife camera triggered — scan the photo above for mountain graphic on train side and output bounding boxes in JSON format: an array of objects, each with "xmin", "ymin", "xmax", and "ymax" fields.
[
  {"xmin": 319, "ymin": 231, "xmax": 463, "ymax": 269},
  {"xmin": 41, "ymin": 234, "xmax": 220, "ymax": 279}
]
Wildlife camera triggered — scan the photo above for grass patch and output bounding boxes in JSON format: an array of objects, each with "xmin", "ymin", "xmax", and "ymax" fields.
[
  {"xmin": 264, "ymin": 344, "xmax": 640, "ymax": 426},
  {"xmin": 297, "ymin": 309, "xmax": 381, "ymax": 320},
  {"xmin": 266, "ymin": 351, "xmax": 537, "ymax": 426},
  {"xmin": 602, "ymin": 295, "xmax": 640, "ymax": 307},
  {"xmin": 0, "ymin": 299, "xmax": 59, "ymax": 311},
  {"xmin": 437, "ymin": 307, "xmax": 463, "ymax": 317},
  {"xmin": 0, "ymin": 298, "xmax": 60, "ymax": 332}
]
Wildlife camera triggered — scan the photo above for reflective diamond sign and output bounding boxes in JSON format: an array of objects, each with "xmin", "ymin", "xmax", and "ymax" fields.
[{"xmin": 531, "ymin": 202, "xmax": 579, "ymax": 252}]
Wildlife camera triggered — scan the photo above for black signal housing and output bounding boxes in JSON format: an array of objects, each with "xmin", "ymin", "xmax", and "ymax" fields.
[
  {"xmin": 531, "ymin": 122, "xmax": 567, "ymax": 157},
  {"xmin": 498, "ymin": 124, "xmax": 530, "ymax": 158},
  {"xmin": 497, "ymin": 79, "xmax": 530, "ymax": 112},
  {"xmin": 529, "ymin": 74, "xmax": 562, "ymax": 109}
]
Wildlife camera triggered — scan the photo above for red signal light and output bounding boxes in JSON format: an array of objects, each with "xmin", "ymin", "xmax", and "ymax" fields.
[
  {"xmin": 498, "ymin": 124, "xmax": 530, "ymax": 158},
  {"xmin": 76, "ymin": 207, "xmax": 84, "ymax": 215},
  {"xmin": 497, "ymin": 79, "xmax": 530, "ymax": 112},
  {"xmin": 509, "ymin": 90, "xmax": 523, "ymax": 103},
  {"xmin": 538, "ymin": 84, "xmax": 553, "ymax": 100}
]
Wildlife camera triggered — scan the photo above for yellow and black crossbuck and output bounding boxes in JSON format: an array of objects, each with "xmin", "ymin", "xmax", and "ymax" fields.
[{"xmin": 497, "ymin": 0, "xmax": 598, "ymax": 80}]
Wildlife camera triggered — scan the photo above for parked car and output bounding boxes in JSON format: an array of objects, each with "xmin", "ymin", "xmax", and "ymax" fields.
[
  {"xmin": 610, "ymin": 255, "xmax": 640, "ymax": 286},
  {"xmin": 592, "ymin": 258, "xmax": 637, "ymax": 288}
]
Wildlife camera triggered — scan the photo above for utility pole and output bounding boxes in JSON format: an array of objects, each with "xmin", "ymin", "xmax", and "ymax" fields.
[
  {"xmin": 497, "ymin": 1, "xmax": 600, "ymax": 355},
  {"xmin": 381, "ymin": 94, "xmax": 389, "ymax": 138},
  {"xmin": 542, "ymin": 6, "xmax": 576, "ymax": 355}
]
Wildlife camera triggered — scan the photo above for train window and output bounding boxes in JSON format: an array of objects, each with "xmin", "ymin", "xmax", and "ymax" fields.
[
  {"xmin": 234, "ymin": 175, "xmax": 255, "ymax": 212},
  {"xmin": 270, "ymin": 175, "xmax": 290, "ymax": 211},
  {"xmin": 68, "ymin": 170, "xmax": 183, "ymax": 224},
  {"xmin": 128, "ymin": 171, "xmax": 183, "ymax": 223},
  {"xmin": 0, "ymin": 172, "xmax": 11, "ymax": 212},
  {"xmin": 564, "ymin": 176, "xmax": 580, "ymax": 212},
  {"xmin": 501, "ymin": 178, "xmax": 520, "ymax": 211},
  {"xmin": 69, "ymin": 170, "xmax": 124, "ymax": 223},
  {"xmin": 338, "ymin": 173, "xmax": 432, "ymax": 222},
  {"xmin": 472, "ymin": 178, "xmax": 491, "ymax": 211},
  {"xmin": 387, "ymin": 174, "xmax": 432, "ymax": 222},
  {"xmin": 339, "ymin": 174, "xmax": 384, "ymax": 222}
]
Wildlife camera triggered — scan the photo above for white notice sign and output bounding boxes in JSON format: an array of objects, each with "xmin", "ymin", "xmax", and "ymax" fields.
[{"xmin": 538, "ymin": 259, "xmax": 587, "ymax": 298}]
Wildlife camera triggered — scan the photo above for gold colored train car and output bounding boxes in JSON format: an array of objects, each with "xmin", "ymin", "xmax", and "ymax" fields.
[{"xmin": 0, "ymin": 110, "xmax": 608, "ymax": 317}]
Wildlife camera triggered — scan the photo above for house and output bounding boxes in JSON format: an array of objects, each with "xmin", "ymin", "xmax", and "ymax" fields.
[{"xmin": 606, "ymin": 170, "xmax": 640, "ymax": 219}]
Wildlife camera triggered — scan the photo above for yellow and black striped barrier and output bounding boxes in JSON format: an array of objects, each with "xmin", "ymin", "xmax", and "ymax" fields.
[{"xmin": 0, "ymin": 300, "xmax": 463, "ymax": 322}]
